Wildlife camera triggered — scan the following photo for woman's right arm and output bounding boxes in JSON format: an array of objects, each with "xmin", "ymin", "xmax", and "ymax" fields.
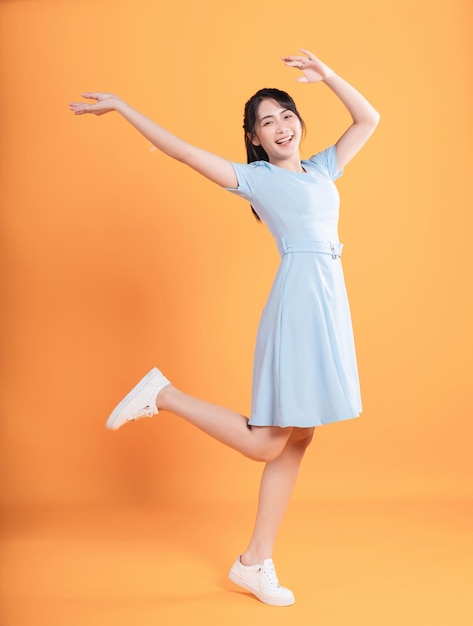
[{"xmin": 69, "ymin": 93, "xmax": 238, "ymax": 189}]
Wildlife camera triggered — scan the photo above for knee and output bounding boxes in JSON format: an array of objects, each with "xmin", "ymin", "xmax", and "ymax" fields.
[
  {"xmin": 301, "ymin": 429, "xmax": 315, "ymax": 449},
  {"xmin": 250, "ymin": 443, "xmax": 287, "ymax": 463},
  {"xmin": 249, "ymin": 434, "xmax": 291, "ymax": 463},
  {"xmin": 288, "ymin": 428, "xmax": 315, "ymax": 453},
  {"xmin": 247, "ymin": 427, "xmax": 314, "ymax": 463}
]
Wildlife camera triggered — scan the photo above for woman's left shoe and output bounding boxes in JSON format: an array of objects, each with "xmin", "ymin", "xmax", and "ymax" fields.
[
  {"xmin": 228, "ymin": 556, "xmax": 295, "ymax": 606},
  {"xmin": 105, "ymin": 367, "xmax": 171, "ymax": 430}
]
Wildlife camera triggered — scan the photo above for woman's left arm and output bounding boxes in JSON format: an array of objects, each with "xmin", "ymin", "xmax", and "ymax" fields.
[{"xmin": 282, "ymin": 48, "xmax": 380, "ymax": 169}]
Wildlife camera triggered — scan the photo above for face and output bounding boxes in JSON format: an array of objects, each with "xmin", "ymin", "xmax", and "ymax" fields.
[{"xmin": 251, "ymin": 98, "xmax": 303, "ymax": 167}]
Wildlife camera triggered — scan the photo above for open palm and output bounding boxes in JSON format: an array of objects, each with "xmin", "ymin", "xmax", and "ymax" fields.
[{"xmin": 69, "ymin": 92, "xmax": 119, "ymax": 116}]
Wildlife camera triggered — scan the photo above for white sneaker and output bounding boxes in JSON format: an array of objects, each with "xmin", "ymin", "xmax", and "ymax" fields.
[
  {"xmin": 105, "ymin": 367, "xmax": 171, "ymax": 430},
  {"xmin": 228, "ymin": 556, "xmax": 295, "ymax": 606}
]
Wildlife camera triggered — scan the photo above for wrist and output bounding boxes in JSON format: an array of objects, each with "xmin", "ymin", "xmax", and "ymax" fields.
[
  {"xmin": 112, "ymin": 97, "xmax": 128, "ymax": 114},
  {"xmin": 322, "ymin": 68, "xmax": 337, "ymax": 84}
]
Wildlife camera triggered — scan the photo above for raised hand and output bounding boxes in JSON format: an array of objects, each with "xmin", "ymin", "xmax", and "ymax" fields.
[
  {"xmin": 281, "ymin": 48, "xmax": 333, "ymax": 83},
  {"xmin": 69, "ymin": 92, "xmax": 121, "ymax": 116}
]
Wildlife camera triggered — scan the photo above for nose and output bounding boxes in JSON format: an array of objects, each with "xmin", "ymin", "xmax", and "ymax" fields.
[{"xmin": 276, "ymin": 120, "xmax": 289, "ymax": 133}]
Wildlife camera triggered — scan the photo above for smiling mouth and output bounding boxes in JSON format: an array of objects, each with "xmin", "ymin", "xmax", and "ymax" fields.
[{"xmin": 276, "ymin": 135, "xmax": 293, "ymax": 145}]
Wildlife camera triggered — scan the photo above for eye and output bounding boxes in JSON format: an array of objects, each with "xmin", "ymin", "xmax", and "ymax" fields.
[
  {"xmin": 263, "ymin": 120, "xmax": 273, "ymax": 126},
  {"xmin": 284, "ymin": 113, "xmax": 294, "ymax": 119}
]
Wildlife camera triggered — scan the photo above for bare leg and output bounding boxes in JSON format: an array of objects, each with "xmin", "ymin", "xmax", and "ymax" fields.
[
  {"xmin": 157, "ymin": 385, "xmax": 292, "ymax": 462},
  {"xmin": 240, "ymin": 427, "xmax": 315, "ymax": 565}
]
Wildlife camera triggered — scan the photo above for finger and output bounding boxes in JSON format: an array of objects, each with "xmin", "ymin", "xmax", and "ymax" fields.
[
  {"xmin": 70, "ymin": 102, "xmax": 94, "ymax": 114},
  {"xmin": 81, "ymin": 92, "xmax": 100, "ymax": 100},
  {"xmin": 282, "ymin": 55, "xmax": 305, "ymax": 63},
  {"xmin": 300, "ymin": 48, "xmax": 315, "ymax": 58},
  {"xmin": 283, "ymin": 59, "xmax": 310, "ymax": 72},
  {"xmin": 283, "ymin": 60, "xmax": 304, "ymax": 68}
]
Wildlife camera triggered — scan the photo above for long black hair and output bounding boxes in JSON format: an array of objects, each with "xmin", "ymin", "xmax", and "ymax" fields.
[{"xmin": 243, "ymin": 88, "xmax": 306, "ymax": 221}]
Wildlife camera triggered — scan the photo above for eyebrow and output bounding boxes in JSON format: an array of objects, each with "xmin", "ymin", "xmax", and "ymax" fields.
[{"xmin": 258, "ymin": 108, "xmax": 291, "ymax": 123}]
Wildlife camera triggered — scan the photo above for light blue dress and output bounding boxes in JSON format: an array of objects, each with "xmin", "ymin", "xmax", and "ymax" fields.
[{"xmin": 226, "ymin": 146, "xmax": 362, "ymax": 428}]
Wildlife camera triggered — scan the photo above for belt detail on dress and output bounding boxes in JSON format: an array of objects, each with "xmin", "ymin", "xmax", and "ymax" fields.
[{"xmin": 278, "ymin": 238, "xmax": 343, "ymax": 259}]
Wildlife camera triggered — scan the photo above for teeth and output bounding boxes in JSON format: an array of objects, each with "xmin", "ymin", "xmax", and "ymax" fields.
[{"xmin": 276, "ymin": 136, "xmax": 292, "ymax": 144}]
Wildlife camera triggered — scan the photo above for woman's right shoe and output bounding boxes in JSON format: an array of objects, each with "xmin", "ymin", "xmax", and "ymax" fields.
[
  {"xmin": 228, "ymin": 556, "xmax": 295, "ymax": 606},
  {"xmin": 105, "ymin": 367, "xmax": 171, "ymax": 430}
]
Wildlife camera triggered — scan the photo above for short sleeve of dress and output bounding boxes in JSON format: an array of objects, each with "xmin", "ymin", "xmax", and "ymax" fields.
[
  {"xmin": 308, "ymin": 145, "xmax": 343, "ymax": 181},
  {"xmin": 223, "ymin": 161, "xmax": 261, "ymax": 203}
]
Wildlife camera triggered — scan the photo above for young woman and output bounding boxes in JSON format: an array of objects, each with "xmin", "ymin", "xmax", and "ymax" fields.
[{"xmin": 70, "ymin": 48, "xmax": 379, "ymax": 607}]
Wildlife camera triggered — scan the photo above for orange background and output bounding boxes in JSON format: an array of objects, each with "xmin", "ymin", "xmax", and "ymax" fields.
[
  {"xmin": 1, "ymin": 0, "xmax": 472, "ymax": 507},
  {"xmin": 0, "ymin": 1, "xmax": 472, "ymax": 624}
]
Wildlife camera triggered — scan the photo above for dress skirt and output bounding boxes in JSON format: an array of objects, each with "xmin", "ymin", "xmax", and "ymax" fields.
[{"xmin": 249, "ymin": 241, "xmax": 362, "ymax": 428}]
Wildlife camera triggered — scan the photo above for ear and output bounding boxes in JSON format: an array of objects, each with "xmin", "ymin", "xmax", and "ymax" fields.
[{"xmin": 247, "ymin": 131, "xmax": 260, "ymax": 147}]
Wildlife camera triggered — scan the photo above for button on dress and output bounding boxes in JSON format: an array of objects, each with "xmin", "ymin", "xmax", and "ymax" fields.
[{"xmin": 226, "ymin": 146, "xmax": 362, "ymax": 427}]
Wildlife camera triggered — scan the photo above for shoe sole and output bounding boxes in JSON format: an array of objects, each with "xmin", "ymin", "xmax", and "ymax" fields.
[
  {"xmin": 105, "ymin": 368, "xmax": 159, "ymax": 430},
  {"xmin": 228, "ymin": 569, "xmax": 295, "ymax": 607}
]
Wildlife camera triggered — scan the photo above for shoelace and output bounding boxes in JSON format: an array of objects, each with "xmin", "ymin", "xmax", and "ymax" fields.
[
  {"xmin": 128, "ymin": 405, "xmax": 154, "ymax": 421},
  {"xmin": 261, "ymin": 561, "xmax": 280, "ymax": 588}
]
